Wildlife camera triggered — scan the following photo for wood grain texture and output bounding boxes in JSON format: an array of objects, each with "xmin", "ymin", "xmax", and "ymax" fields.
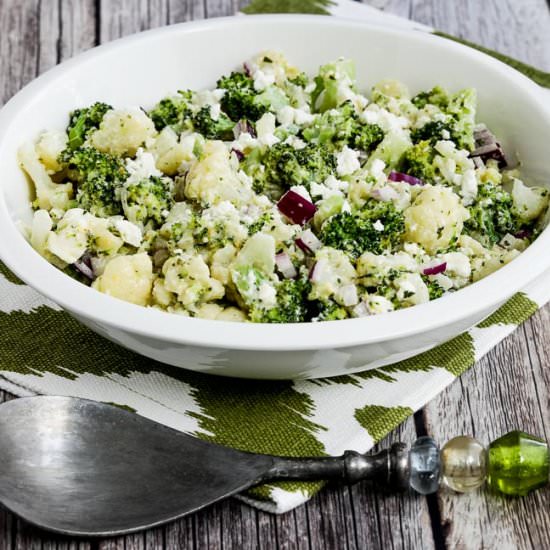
[{"xmin": 1, "ymin": 1, "xmax": 550, "ymax": 549}]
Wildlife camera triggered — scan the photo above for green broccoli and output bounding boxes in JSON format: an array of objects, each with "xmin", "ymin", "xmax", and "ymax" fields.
[
  {"xmin": 311, "ymin": 58, "xmax": 356, "ymax": 113},
  {"xmin": 464, "ymin": 182, "xmax": 519, "ymax": 246},
  {"xmin": 288, "ymin": 72, "xmax": 309, "ymax": 88},
  {"xmin": 315, "ymin": 300, "xmax": 349, "ymax": 321},
  {"xmin": 302, "ymin": 102, "xmax": 384, "ymax": 152},
  {"xmin": 320, "ymin": 201, "xmax": 405, "ymax": 258},
  {"xmin": 66, "ymin": 102, "xmax": 112, "ymax": 151},
  {"xmin": 250, "ymin": 278, "xmax": 310, "ymax": 323},
  {"xmin": 59, "ymin": 147, "xmax": 127, "ymax": 217},
  {"xmin": 411, "ymin": 86, "xmax": 449, "ymax": 109},
  {"xmin": 400, "ymin": 140, "xmax": 437, "ymax": 182},
  {"xmin": 422, "ymin": 276, "xmax": 445, "ymax": 300},
  {"xmin": 410, "ymin": 120, "xmax": 455, "ymax": 145},
  {"xmin": 191, "ymin": 106, "xmax": 235, "ymax": 140},
  {"xmin": 254, "ymin": 142, "xmax": 335, "ymax": 195},
  {"xmin": 148, "ymin": 90, "xmax": 193, "ymax": 132},
  {"xmin": 411, "ymin": 86, "xmax": 476, "ymax": 150},
  {"xmin": 217, "ymin": 72, "xmax": 288, "ymax": 122},
  {"xmin": 122, "ymin": 176, "xmax": 174, "ymax": 227}
]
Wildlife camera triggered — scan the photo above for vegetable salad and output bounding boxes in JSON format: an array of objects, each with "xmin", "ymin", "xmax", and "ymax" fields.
[{"xmin": 20, "ymin": 52, "xmax": 550, "ymax": 323}]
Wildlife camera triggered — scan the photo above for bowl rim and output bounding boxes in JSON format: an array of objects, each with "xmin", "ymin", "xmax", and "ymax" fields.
[{"xmin": 0, "ymin": 14, "xmax": 549, "ymax": 352}]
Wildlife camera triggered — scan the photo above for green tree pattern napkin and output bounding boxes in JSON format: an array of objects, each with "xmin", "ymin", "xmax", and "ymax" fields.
[{"xmin": 1, "ymin": 1, "xmax": 549, "ymax": 513}]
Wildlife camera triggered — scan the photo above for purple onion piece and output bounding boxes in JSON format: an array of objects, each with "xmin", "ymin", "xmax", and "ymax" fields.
[
  {"xmin": 296, "ymin": 229, "xmax": 322, "ymax": 254},
  {"xmin": 73, "ymin": 251, "xmax": 95, "ymax": 282},
  {"xmin": 422, "ymin": 262, "xmax": 447, "ymax": 276},
  {"xmin": 275, "ymin": 252, "xmax": 297, "ymax": 279},
  {"xmin": 514, "ymin": 229, "xmax": 532, "ymax": 239},
  {"xmin": 388, "ymin": 171, "xmax": 424, "ymax": 186},
  {"xmin": 277, "ymin": 190, "xmax": 317, "ymax": 226},
  {"xmin": 471, "ymin": 126, "xmax": 508, "ymax": 168},
  {"xmin": 308, "ymin": 262, "xmax": 320, "ymax": 282},
  {"xmin": 231, "ymin": 148, "xmax": 245, "ymax": 162},
  {"xmin": 243, "ymin": 62, "xmax": 251, "ymax": 77}
]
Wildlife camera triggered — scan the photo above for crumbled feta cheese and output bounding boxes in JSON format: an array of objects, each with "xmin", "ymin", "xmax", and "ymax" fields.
[
  {"xmin": 290, "ymin": 185, "xmax": 312, "ymax": 202},
  {"xmin": 257, "ymin": 281, "xmax": 277, "ymax": 307},
  {"xmin": 253, "ymin": 69, "xmax": 276, "ymax": 91},
  {"xmin": 395, "ymin": 273, "xmax": 429, "ymax": 305},
  {"xmin": 209, "ymin": 103, "xmax": 221, "ymax": 121},
  {"xmin": 373, "ymin": 220, "xmax": 385, "ymax": 232},
  {"xmin": 112, "ymin": 218, "xmax": 142, "ymax": 247},
  {"xmin": 366, "ymin": 295, "xmax": 394, "ymax": 314},
  {"xmin": 125, "ymin": 148, "xmax": 161, "ymax": 185},
  {"xmin": 336, "ymin": 146, "xmax": 361, "ymax": 176},
  {"xmin": 460, "ymin": 169, "xmax": 478, "ymax": 205},
  {"xmin": 441, "ymin": 252, "xmax": 471, "ymax": 278}
]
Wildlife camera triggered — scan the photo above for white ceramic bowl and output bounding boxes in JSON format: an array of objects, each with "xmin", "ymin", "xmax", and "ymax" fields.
[{"xmin": 0, "ymin": 15, "xmax": 549, "ymax": 379}]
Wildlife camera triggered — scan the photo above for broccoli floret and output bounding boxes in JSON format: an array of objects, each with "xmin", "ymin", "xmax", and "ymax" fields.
[
  {"xmin": 122, "ymin": 176, "xmax": 174, "ymax": 227},
  {"xmin": 148, "ymin": 91, "xmax": 193, "ymax": 131},
  {"xmin": 320, "ymin": 202, "xmax": 405, "ymax": 258},
  {"xmin": 464, "ymin": 182, "xmax": 519, "ymax": 246},
  {"xmin": 192, "ymin": 106, "xmax": 235, "ymax": 140},
  {"xmin": 251, "ymin": 278, "xmax": 310, "ymax": 323},
  {"xmin": 59, "ymin": 147, "xmax": 127, "ymax": 217},
  {"xmin": 256, "ymin": 142, "xmax": 335, "ymax": 195},
  {"xmin": 411, "ymin": 86, "xmax": 449, "ymax": 109},
  {"xmin": 217, "ymin": 72, "xmax": 269, "ymax": 122},
  {"xmin": 422, "ymin": 276, "xmax": 445, "ymax": 300},
  {"xmin": 288, "ymin": 72, "xmax": 309, "ymax": 87},
  {"xmin": 66, "ymin": 102, "xmax": 112, "ymax": 151},
  {"xmin": 410, "ymin": 121, "xmax": 455, "ymax": 145},
  {"xmin": 302, "ymin": 102, "xmax": 384, "ymax": 152},
  {"xmin": 400, "ymin": 140, "xmax": 436, "ymax": 182},
  {"xmin": 412, "ymin": 87, "xmax": 476, "ymax": 150},
  {"xmin": 315, "ymin": 300, "xmax": 349, "ymax": 321}
]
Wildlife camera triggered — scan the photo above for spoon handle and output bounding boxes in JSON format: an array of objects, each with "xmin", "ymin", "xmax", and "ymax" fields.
[{"xmin": 264, "ymin": 443, "xmax": 409, "ymax": 489}]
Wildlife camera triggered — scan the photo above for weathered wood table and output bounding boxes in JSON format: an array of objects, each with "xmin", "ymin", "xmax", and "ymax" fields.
[{"xmin": 1, "ymin": 1, "xmax": 549, "ymax": 548}]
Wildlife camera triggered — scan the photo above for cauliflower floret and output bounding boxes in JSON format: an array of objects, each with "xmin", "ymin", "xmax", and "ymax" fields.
[
  {"xmin": 93, "ymin": 253, "xmax": 154, "ymax": 306},
  {"xmin": 46, "ymin": 208, "xmax": 124, "ymax": 263},
  {"xmin": 162, "ymin": 253, "xmax": 225, "ymax": 307},
  {"xmin": 216, "ymin": 307, "xmax": 248, "ymax": 322},
  {"xmin": 30, "ymin": 210, "xmax": 53, "ymax": 257},
  {"xmin": 185, "ymin": 140, "xmax": 254, "ymax": 206},
  {"xmin": 196, "ymin": 201, "xmax": 249, "ymax": 250},
  {"xmin": 404, "ymin": 185, "xmax": 469, "ymax": 254},
  {"xmin": 18, "ymin": 142, "xmax": 73, "ymax": 211},
  {"xmin": 394, "ymin": 273, "xmax": 429, "ymax": 306},
  {"xmin": 150, "ymin": 127, "xmax": 201, "ymax": 176},
  {"xmin": 91, "ymin": 108, "xmax": 156, "ymax": 157},
  {"xmin": 35, "ymin": 130, "xmax": 68, "ymax": 173},
  {"xmin": 511, "ymin": 179, "xmax": 549, "ymax": 222},
  {"xmin": 309, "ymin": 247, "xmax": 356, "ymax": 304},
  {"xmin": 210, "ymin": 244, "xmax": 238, "ymax": 286}
]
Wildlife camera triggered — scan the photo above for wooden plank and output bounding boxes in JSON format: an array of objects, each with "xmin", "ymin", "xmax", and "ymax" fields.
[{"xmin": 409, "ymin": 0, "xmax": 550, "ymax": 70}]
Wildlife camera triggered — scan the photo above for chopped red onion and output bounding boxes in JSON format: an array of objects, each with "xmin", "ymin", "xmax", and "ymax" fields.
[
  {"xmin": 514, "ymin": 229, "xmax": 532, "ymax": 239},
  {"xmin": 471, "ymin": 126, "xmax": 507, "ymax": 168},
  {"xmin": 388, "ymin": 171, "xmax": 424, "ymax": 186},
  {"xmin": 243, "ymin": 62, "xmax": 251, "ymax": 77},
  {"xmin": 277, "ymin": 190, "xmax": 317, "ymax": 225},
  {"xmin": 308, "ymin": 262, "xmax": 321, "ymax": 282},
  {"xmin": 232, "ymin": 119, "xmax": 256, "ymax": 140},
  {"xmin": 73, "ymin": 251, "xmax": 95, "ymax": 281},
  {"xmin": 296, "ymin": 229, "xmax": 322, "ymax": 254},
  {"xmin": 422, "ymin": 262, "xmax": 447, "ymax": 276},
  {"xmin": 231, "ymin": 148, "xmax": 245, "ymax": 162},
  {"xmin": 275, "ymin": 252, "xmax": 297, "ymax": 279}
]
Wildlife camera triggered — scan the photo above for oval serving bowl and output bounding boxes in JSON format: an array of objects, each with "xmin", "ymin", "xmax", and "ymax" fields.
[{"xmin": 0, "ymin": 15, "xmax": 549, "ymax": 380}]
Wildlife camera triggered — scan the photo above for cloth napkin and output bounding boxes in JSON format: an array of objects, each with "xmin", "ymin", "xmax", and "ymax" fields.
[{"xmin": 1, "ymin": 0, "xmax": 550, "ymax": 514}]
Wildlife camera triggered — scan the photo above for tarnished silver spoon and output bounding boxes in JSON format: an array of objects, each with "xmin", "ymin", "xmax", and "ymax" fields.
[{"xmin": 0, "ymin": 396, "xmax": 408, "ymax": 537}]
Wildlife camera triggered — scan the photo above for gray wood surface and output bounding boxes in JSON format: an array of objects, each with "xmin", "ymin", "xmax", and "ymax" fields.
[{"xmin": 0, "ymin": 0, "xmax": 549, "ymax": 548}]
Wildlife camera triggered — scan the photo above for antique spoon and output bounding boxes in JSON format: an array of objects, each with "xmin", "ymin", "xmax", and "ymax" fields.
[{"xmin": 0, "ymin": 396, "xmax": 408, "ymax": 537}]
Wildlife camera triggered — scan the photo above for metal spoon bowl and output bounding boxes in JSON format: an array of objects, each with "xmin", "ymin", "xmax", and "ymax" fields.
[{"xmin": 0, "ymin": 397, "xmax": 408, "ymax": 536}]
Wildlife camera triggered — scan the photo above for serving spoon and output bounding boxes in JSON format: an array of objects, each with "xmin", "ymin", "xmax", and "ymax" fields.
[{"xmin": 0, "ymin": 396, "xmax": 408, "ymax": 537}]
